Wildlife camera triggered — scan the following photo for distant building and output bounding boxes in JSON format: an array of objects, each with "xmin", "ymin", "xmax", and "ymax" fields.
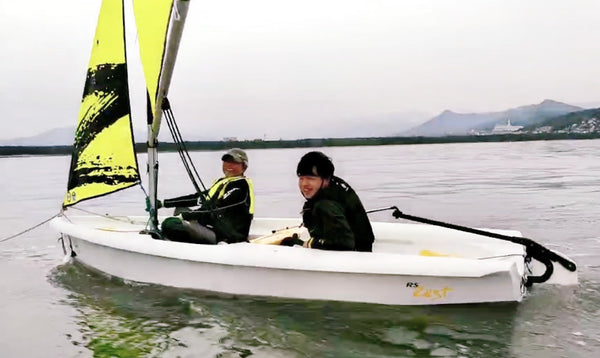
[
  {"xmin": 532, "ymin": 126, "xmax": 553, "ymax": 134},
  {"xmin": 492, "ymin": 119, "xmax": 523, "ymax": 134},
  {"xmin": 570, "ymin": 117, "xmax": 599, "ymax": 133},
  {"xmin": 223, "ymin": 137, "xmax": 238, "ymax": 141}
]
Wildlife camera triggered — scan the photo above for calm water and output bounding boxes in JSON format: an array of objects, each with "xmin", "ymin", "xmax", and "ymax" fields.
[{"xmin": 1, "ymin": 140, "xmax": 599, "ymax": 357}]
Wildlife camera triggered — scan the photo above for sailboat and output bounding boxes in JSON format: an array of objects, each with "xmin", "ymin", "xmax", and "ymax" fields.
[{"xmin": 50, "ymin": 0, "xmax": 577, "ymax": 306}]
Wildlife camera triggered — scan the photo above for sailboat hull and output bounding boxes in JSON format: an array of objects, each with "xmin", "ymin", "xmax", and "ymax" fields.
[{"xmin": 50, "ymin": 215, "xmax": 538, "ymax": 305}]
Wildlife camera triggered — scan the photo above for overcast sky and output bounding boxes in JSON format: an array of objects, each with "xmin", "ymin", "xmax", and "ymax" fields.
[{"xmin": 1, "ymin": 0, "xmax": 600, "ymax": 140}]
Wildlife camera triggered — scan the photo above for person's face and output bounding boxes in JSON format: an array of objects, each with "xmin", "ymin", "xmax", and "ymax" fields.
[
  {"xmin": 222, "ymin": 160, "xmax": 245, "ymax": 177},
  {"xmin": 298, "ymin": 175, "xmax": 324, "ymax": 199}
]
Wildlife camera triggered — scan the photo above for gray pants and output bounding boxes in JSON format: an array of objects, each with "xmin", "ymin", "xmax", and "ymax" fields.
[
  {"xmin": 161, "ymin": 216, "xmax": 217, "ymax": 244},
  {"xmin": 182, "ymin": 220, "xmax": 217, "ymax": 244}
]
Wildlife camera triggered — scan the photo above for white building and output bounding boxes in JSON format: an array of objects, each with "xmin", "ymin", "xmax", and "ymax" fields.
[{"xmin": 492, "ymin": 119, "xmax": 523, "ymax": 134}]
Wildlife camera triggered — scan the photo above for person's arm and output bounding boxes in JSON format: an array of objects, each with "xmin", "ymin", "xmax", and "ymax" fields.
[
  {"xmin": 307, "ymin": 200, "xmax": 355, "ymax": 251},
  {"xmin": 162, "ymin": 192, "xmax": 205, "ymax": 208},
  {"xmin": 179, "ymin": 179, "xmax": 248, "ymax": 220}
]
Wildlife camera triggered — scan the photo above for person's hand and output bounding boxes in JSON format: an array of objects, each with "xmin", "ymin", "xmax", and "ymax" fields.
[
  {"xmin": 174, "ymin": 206, "xmax": 191, "ymax": 215},
  {"xmin": 303, "ymin": 238, "xmax": 314, "ymax": 248},
  {"xmin": 279, "ymin": 234, "xmax": 304, "ymax": 247}
]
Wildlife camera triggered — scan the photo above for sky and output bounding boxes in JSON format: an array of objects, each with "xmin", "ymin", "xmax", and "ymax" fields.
[{"xmin": 1, "ymin": 0, "xmax": 600, "ymax": 141}]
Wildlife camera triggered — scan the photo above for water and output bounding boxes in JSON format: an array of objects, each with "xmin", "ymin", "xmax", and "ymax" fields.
[{"xmin": 1, "ymin": 139, "xmax": 599, "ymax": 357}]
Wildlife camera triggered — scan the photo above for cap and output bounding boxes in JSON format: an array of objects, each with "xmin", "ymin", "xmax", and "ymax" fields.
[{"xmin": 221, "ymin": 148, "xmax": 248, "ymax": 166}]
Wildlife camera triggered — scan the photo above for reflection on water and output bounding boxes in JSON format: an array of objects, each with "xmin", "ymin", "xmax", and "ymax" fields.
[{"xmin": 50, "ymin": 262, "xmax": 519, "ymax": 358}]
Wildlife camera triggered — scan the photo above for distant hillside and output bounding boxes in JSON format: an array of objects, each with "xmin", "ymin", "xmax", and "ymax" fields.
[
  {"xmin": 525, "ymin": 107, "xmax": 600, "ymax": 133},
  {"xmin": 0, "ymin": 126, "xmax": 147, "ymax": 146},
  {"xmin": 403, "ymin": 99, "xmax": 583, "ymax": 137},
  {"xmin": 1, "ymin": 101, "xmax": 593, "ymax": 146},
  {"xmin": 0, "ymin": 110, "xmax": 430, "ymax": 145},
  {"xmin": 0, "ymin": 126, "xmax": 75, "ymax": 146}
]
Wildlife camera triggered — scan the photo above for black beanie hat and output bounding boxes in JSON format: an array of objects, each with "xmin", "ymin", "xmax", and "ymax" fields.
[{"xmin": 296, "ymin": 151, "xmax": 334, "ymax": 179}]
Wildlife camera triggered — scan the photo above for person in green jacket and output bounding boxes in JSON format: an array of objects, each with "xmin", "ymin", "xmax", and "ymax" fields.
[
  {"xmin": 292, "ymin": 151, "xmax": 375, "ymax": 251},
  {"xmin": 160, "ymin": 148, "xmax": 255, "ymax": 244}
]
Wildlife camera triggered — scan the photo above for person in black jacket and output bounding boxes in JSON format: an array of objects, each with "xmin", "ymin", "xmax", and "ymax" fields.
[
  {"xmin": 294, "ymin": 151, "xmax": 375, "ymax": 252},
  {"xmin": 160, "ymin": 148, "xmax": 254, "ymax": 244}
]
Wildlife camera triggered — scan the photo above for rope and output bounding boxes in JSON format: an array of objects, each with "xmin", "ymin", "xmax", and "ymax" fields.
[
  {"xmin": 162, "ymin": 98, "xmax": 208, "ymax": 196},
  {"xmin": 66, "ymin": 207, "xmax": 140, "ymax": 224},
  {"xmin": 137, "ymin": 185, "xmax": 154, "ymax": 230},
  {"xmin": 477, "ymin": 253, "xmax": 525, "ymax": 260},
  {"xmin": 0, "ymin": 212, "xmax": 61, "ymax": 243}
]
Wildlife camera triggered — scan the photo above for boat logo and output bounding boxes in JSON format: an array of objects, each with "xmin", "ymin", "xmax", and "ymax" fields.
[{"xmin": 406, "ymin": 282, "xmax": 453, "ymax": 300}]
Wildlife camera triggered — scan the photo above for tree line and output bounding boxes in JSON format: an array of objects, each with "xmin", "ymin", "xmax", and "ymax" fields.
[{"xmin": 1, "ymin": 132, "xmax": 599, "ymax": 156}]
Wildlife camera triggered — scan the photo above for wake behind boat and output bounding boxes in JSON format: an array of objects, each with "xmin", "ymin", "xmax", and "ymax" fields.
[{"xmin": 50, "ymin": 0, "xmax": 577, "ymax": 306}]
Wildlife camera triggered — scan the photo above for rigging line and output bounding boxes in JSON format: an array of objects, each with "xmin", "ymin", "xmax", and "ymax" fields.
[
  {"xmin": 0, "ymin": 212, "xmax": 61, "ymax": 244},
  {"xmin": 182, "ymin": 192, "xmax": 250, "ymax": 214},
  {"xmin": 145, "ymin": 216, "xmax": 152, "ymax": 231},
  {"xmin": 165, "ymin": 106, "xmax": 206, "ymax": 192},
  {"xmin": 163, "ymin": 109, "xmax": 188, "ymax": 165},
  {"xmin": 162, "ymin": 103, "xmax": 209, "ymax": 200},
  {"xmin": 477, "ymin": 253, "xmax": 525, "ymax": 260},
  {"xmin": 139, "ymin": 182, "xmax": 149, "ymax": 198},
  {"xmin": 164, "ymin": 108, "xmax": 200, "ymax": 191},
  {"xmin": 161, "ymin": 98, "xmax": 204, "ymax": 189},
  {"xmin": 163, "ymin": 108, "xmax": 200, "ymax": 190},
  {"xmin": 66, "ymin": 207, "xmax": 139, "ymax": 224}
]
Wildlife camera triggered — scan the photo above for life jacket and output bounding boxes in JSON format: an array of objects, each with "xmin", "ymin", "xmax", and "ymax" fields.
[{"xmin": 207, "ymin": 176, "xmax": 255, "ymax": 214}]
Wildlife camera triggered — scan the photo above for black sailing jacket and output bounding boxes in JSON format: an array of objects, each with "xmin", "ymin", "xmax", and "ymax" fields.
[
  {"xmin": 302, "ymin": 176, "xmax": 375, "ymax": 252},
  {"xmin": 164, "ymin": 177, "xmax": 254, "ymax": 243}
]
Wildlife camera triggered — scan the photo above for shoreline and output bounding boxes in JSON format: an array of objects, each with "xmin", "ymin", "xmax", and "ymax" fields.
[{"xmin": 1, "ymin": 132, "xmax": 598, "ymax": 156}]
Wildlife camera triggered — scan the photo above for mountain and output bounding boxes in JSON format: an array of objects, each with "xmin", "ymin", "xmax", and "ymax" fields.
[
  {"xmin": 402, "ymin": 100, "xmax": 583, "ymax": 137},
  {"xmin": 0, "ymin": 110, "xmax": 431, "ymax": 146},
  {"xmin": 0, "ymin": 126, "xmax": 148, "ymax": 146},
  {"xmin": 1, "ymin": 101, "xmax": 593, "ymax": 146},
  {"xmin": 0, "ymin": 126, "xmax": 75, "ymax": 146},
  {"xmin": 525, "ymin": 107, "xmax": 600, "ymax": 134}
]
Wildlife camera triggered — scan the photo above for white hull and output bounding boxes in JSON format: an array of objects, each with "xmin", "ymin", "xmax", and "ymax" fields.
[{"xmin": 50, "ymin": 215, "xmax": 576, "ymax": 305}]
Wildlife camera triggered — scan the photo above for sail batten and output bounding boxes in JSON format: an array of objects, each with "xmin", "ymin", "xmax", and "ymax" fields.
[{"xmin": 64, "ymin": 0, "xmax": 140, "ymax": 207}]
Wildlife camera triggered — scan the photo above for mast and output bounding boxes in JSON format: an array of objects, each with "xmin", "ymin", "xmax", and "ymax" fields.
[{"xmin": 147, "ymin": 0, "xmax": 190, "ymax": 229}]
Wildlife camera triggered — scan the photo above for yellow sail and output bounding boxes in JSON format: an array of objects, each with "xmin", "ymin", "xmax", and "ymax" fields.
[
  {"xmin": 63, "ymin": 0, "xmax": 140, "ymax": 207},
  {"xmin": 133, "ymin": 0, "xmax": 174, "ymax": 129}
]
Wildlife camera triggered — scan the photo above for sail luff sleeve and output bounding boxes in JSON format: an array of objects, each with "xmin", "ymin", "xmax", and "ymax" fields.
[
  {"xmin": 152, "ymin": 0, "xmax": 191, "ymax": 137},
  {"xmin": 132, "ymin": 0, "xmax": 174, "ymax": 138}
]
